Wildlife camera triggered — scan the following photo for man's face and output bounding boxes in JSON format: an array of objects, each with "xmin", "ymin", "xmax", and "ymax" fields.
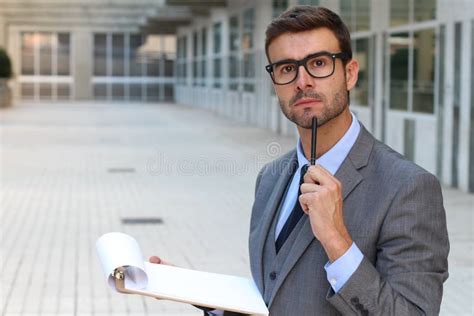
[{"xmin": 267, "ymin": 28, "xmax": 358, "ymax": 129}]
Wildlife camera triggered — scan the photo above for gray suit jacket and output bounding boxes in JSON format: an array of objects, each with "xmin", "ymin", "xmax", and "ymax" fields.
[{"xmin": 242, "ymin": 126, "xmax": 449, "ymax": 316}]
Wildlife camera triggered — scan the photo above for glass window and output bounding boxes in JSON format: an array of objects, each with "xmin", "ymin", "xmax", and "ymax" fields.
[
  {"xmin": 193, "ymin": 32, "xmax": 199, "ymax": 86},
  {"xmin": 94, "ymin": 34, "xmax": 107, "ymax": 76},
  {"xmin": 193, "ymin": 60, "xmax": 199, "ymax": 86},
  {"xmin": 298, "ymin": 0, "xmax": 319, "ymax": 5},
  {"xmin": 21, "ymin": 83, "xmax": 34, "ymax": 98},
  {"xmin": 414, "ymin": 0, "xmax": 436, "ymax": 22},
  {"xmin": 177, "ymin": 36, "xmax": 188, "ymax": 84},
  {"xmin": 201, "ymin": 59, "xmax": 206, "ymax": 85},
  {"xmin": 389, "ymin": 32, "xmax": 409, "ymax": 110},
  {"xmin": 147, "ymin": 57, "xmax": 159, "ymax": 77},
  {"xmin": 229, "ymin": 16, "xmax": 239, "ymax": 52},
  {"xmin": 390, "ymin": 0, "xmax": 410, "ymax": 27},
  {"xmin": 243, "ymin": 52, "xmax": 255, "ymax": 92},
  {"xmin": 112, "ymin": 34, "xmax": 124, "ymax": 76},
  {"xmin": 353, "ymin": 38, "xmax": 370, "ymax": 106},
  {"xmin": 39, "ymin": 33, "xmax": 53, "ymax": 76},
  {"xmin": 213, "ymin": 58, "xmax": 221, "ymax": 88},
  {"xmin": 146, "ymin": 84, "xmax": 160, "ymax": 101},
  {"xmin": 273, "ymin": 0, "xmax": 288, "ymax": 18},
  {"xmin": 39, "ymin": 83, "xmax": 52, "ymax": 99},
  {"xmin": 201, "ymin": 28, "xmax": 207, "ymax": 86},
  {"xmin": 94, "ymin": 84, "xmax": 107, "ymax": 99},
  {"xmin": 164, "ymin": 84, "xmax": 174, "ymax": 101},
  {"xmin": 57, "ymin": 33, "xmax": 70, "ymax": 76},
  {"xmin": 57, "ymin": 84, "xmax": 70, "ymax": 99},
  {"xmin": 340, "ymin": 0, "xmax": 370, "ymax": 32},
  {"xmin": 193, "ymin": 31, "xmax": 199, "ymax": 57},
  {"xmin": 201, "ymin": 28, "xmax": 207, "ymax": 56},
  {"xmin": 229, "ymin": 15, "xmax": 240, "ymax": 91},
  {"xmin": 182, "ymin": 37, "xmax": 188, "ymax": 80},
  {"xmin": 355, "ymin": 0, "xmax": 370, "ymax": 32},
  {"xmin": 213, "ymin": 22, "xmax": 222, "ymax": 54},
  {"xmin": 143, "ymin": 35, "xmax": 160, "ymax": 77},
  {"xmin": 229, "ymin": 56, "xmax": 239, "ymax": 90},
  {"xmin": 129, "ymin": 84, "xmax": 142, "ymax": 101},
  {"xmin": 129, "ymin": 34, "xmax": 144, "ymax": 77},
  {"xmin": 165, "ymin": 58, "xmax": 174, "ymax": 77},
  {"xmin": 21, "ymin": 32, "xmax": 35, "ymax": 75},
  {"xmin": 242, "ymin": 8, "xmax": 255, "ymax": 50},
  {"xmin": 340, "ymin": 0, "xmax": 352, "ymax": 32},
  {"xmin": 412, "ymin": 29, "xmax": 435, "ymax": 113},
  {"xmin": 112, "ymin": 83, "xmax": 124, "ymax": 100}
]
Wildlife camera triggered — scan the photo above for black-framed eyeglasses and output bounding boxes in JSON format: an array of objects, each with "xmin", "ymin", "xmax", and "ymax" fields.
[{"xmin": 265, "ymin": 51, "xmax": 349, "ymax": 85}]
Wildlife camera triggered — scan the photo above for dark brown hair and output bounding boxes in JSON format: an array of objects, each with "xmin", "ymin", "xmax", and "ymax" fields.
[{"xmin": 265, "ymin": 5, "xmax": 352, "ymax": 64}]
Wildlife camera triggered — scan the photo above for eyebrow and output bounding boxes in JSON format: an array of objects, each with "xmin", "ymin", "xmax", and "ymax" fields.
[{"xmin": 270, "ymin": 50, "xmax": 332, "ymax": 65}]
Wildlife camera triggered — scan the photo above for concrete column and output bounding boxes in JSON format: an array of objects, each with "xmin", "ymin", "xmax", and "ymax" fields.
[
  {"xmin": 441, "ymin": 23, "xmax": 455, "ymax": 186},
  {"xmin": 0, "ymin": 16, "xmax": 5, "ymax": 48},
  {"xmin": 372, "ymin": 0, "xmax": 390, "ymax": 141},
  {"xmin": 458, "ymin": 21, "xmax": 472, "ymax": 191},
  {"xmin": 73, "ymin": 28, "xmax": 92, "ymax": 100}
]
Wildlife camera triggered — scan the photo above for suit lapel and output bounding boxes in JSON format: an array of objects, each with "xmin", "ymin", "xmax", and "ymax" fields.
[
  {"xmin": 268, "ymin": 125, "xmax": 374, "ymax": 305},
  {"xmin": 253, "ymin": 151, "xmax": 297, "ymax": 291}
]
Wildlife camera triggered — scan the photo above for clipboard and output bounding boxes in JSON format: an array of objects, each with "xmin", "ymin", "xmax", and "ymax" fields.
[{"xmin": 97, "ymin": 232, "xmax": 269, "ymax": 316}]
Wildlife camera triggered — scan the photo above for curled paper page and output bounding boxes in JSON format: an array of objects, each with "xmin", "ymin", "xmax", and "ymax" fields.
[
  {"xmin": 96, "ymin": 232, "xmax": 148, "ymax": 289},
  {"xmin": 96, "ymin": 232, "xmax": 268, "ymax": 315}
]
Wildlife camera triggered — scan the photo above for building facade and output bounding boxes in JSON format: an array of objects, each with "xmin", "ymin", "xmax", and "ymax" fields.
[
  {"xmin": 0, "ymin": 0, "xmax": 176, "ymax": 102},
  {"xmin": 1, "ymin": 0, "xmax": 473, "ymax": 193},
  {"xmin": 172, "ymin": 0, "xmax": 474, "ymax": 193}
]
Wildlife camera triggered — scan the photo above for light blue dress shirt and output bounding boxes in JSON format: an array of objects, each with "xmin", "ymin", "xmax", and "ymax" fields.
[{"xmin": 275, "ymin": 112, "xmax": 364, "ymax": 293}]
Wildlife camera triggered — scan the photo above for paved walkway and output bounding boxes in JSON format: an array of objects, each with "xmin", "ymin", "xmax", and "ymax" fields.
[{"xmin": 0, "ymin": 101, "xmax": 472, "ymax": 315}]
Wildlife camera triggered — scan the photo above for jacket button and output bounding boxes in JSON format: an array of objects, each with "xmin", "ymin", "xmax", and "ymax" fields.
[
  {"xmin": 350, "ymin": 297, "xmax": 359, "ymax": 305},
  {"xmin": 355, "ymin": 303, "xmax": 364, "ymax": 311},
  {"xmin": 269, "ymin": 271, "xmax": 277, "ymax": 280},
  {"xmin": 361, "ymin": 309, "xmax": 369, "ymax": 316}
]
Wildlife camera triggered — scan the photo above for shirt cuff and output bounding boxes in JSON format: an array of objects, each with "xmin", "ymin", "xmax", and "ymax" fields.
[{"xmin": 324, "ymin": 242, "xmax": 363, "ymax": 293}]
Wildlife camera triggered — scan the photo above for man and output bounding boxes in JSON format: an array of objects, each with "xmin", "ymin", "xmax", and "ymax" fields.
[{"xmin": 152, "ymin": 5, "xmax": 449, "ymax": 315}]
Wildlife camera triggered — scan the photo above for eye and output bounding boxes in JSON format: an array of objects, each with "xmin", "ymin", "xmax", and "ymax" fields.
[
  {"xmin": 281, "ymin": 64, "xmax": 295, "ymax": 74},
  {"xmin": 312, "ymin": 58, "xmax": 325, "ymax": 67}
]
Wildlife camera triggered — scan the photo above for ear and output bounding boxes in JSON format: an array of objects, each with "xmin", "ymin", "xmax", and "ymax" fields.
[{"xmin": 344, "ymin": 59, "xmax": 359, "ymax": 91}]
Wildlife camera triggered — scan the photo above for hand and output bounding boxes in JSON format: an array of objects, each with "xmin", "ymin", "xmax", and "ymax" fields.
[
  {"xmin": 299, "ymin": 165, "xmax": 352, "ymax": 262},
  {"xmin": 149, "ymin": 256, "xmax": 175, "ymax": 266}
]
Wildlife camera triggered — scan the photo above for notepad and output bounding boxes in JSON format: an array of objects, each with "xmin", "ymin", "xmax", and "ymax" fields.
[{"xmin": 96, "ymin": 232, "xmax": 269, "ymax": 316}]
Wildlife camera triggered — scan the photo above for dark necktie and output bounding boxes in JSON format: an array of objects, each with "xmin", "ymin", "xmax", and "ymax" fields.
[{"xmin": 275, "ymin": 164, "xmax": 309, "ymax": 253}]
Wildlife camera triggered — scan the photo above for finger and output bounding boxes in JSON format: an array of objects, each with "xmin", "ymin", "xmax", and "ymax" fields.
[
  {"xmin": 304, "ymin": 165, "xmax": 336, "ymax": 187},
  {"xmin": 149, "ymin": 256, "xmax": 162, "ymax": 264},
  {"xmin": 299, "ymin": 192, "xmax": 317, "ymax": 213},
  {"xmin": 300, "ymin": 182, "xmax": 322, "ymax": 194}
]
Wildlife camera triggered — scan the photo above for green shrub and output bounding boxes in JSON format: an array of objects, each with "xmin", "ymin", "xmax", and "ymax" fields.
[{"xmin": 0, "ymin": 48, "xmax": 12, "ymax": 78}]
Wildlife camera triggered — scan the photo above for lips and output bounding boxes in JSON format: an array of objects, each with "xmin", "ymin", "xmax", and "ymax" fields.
[{"xmin": 293, "ymin": 98, "xmax": 321, "ymax": 107}]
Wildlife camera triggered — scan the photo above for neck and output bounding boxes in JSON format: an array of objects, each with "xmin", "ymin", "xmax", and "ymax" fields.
[{"xmin": 298, "ymin": 108, "xmax": 352, "ymax": 161}]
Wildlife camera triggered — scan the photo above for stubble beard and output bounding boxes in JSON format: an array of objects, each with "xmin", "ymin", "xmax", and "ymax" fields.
[{"xmin": 278, "ymin": 84, "xmax": 349, "ymax": 129}]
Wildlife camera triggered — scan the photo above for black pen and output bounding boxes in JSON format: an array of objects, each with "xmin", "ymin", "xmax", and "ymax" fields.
[{"xmin": 310, "ymin": 117, "xmax": 317, "ymax": 165}]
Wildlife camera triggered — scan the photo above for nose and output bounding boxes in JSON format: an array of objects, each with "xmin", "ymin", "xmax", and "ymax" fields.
[{"xmin": 295, "ymin": 65, "xmax": 314, "ymax": 90}]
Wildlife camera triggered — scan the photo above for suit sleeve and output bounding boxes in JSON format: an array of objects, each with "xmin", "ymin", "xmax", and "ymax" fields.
[{"xmin": 327, "ymin": 172, "xmax": 450, "ymax": 315}]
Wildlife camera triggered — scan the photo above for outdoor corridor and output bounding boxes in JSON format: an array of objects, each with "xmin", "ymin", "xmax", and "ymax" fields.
[{"xmin": 1, "ymin": 102, "xmax": 472, "ymax": 315}]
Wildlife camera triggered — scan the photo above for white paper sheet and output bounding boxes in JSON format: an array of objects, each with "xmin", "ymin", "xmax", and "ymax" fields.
[
  {"xmin": 96, "ymin": 232, "xmax": 269, "ymax": 316},
  {"xmin": 96, "ymin": 232, "xmax": 148, "ymax": 289}
]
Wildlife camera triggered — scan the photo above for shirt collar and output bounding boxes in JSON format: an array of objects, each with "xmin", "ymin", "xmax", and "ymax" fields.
[{"xmin": 296, "ymin": 112, "xmax": 361, "ymax": 175}]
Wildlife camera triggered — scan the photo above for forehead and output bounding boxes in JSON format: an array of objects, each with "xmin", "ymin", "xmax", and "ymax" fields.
[{"xmin": 267, "ymin": 28, "xmax": 341, "ymax": 63}]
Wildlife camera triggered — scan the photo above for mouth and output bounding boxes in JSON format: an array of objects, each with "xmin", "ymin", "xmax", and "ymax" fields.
[{"xmin": 293, "ymin": 98, "xmax": 322, "ymax": 107}]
